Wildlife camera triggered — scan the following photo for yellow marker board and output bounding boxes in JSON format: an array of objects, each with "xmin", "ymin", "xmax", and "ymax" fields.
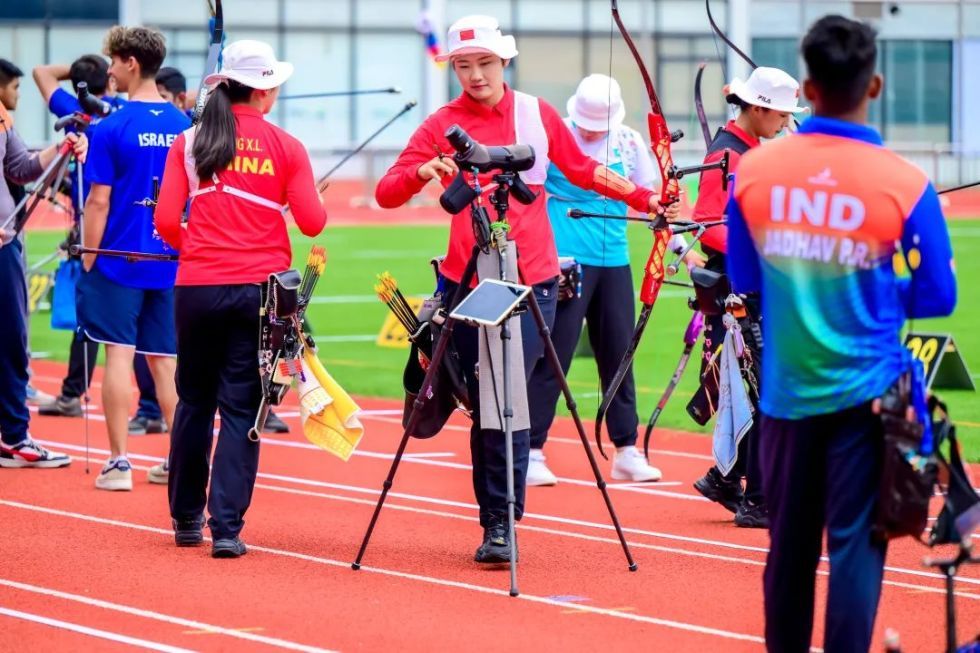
[
  {"xmin": 904, "ymin": 332, "xmax": 975, "ymax": 391},
  {"xmin": 376, "ymin": 297, "xmax": 425, "ymax": 349},
  {"xmin": 27, "ymin": 272, "xmax": 53, "ymax": 314}
]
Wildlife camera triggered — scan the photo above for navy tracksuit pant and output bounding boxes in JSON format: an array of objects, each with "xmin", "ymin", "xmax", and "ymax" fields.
[
  {"xmin": 0, "ymin": 240, "xmax": 31, "ymax": 445},
  {"xmin": 168, "ymin": 284, "xmax": 262, "ymax": 539},
  {"xmin": 443, "ymin": 278, "xmax": 558, "ymax": 528},
  {"xmin": 760, "ymin": 402, "xmax": 886, "ymax": 653},
  {"xmin": 527, "ymin": 264, "xmax": 639, "ymax": 448}
]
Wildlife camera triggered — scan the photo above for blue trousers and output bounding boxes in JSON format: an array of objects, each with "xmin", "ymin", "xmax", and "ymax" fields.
[
  {"xmin": 168, "ymin": 284, "xmax": 261, "ymax": 539},
  {"xmin": 0, "ymin": 240, "xmax": 30, "ymax": 445},
  {"xmin": 444, "ymin": 278, "xmax": 558, "ymax": 527},
  {"xmin": 760, "ymin": 402, "xmax": 887, "ymax": 653}
]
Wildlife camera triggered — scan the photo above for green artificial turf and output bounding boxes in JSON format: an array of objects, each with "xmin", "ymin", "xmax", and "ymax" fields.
[{"xmin": 24, "ymin": 220, "xmax": 980, "ymax": 460}]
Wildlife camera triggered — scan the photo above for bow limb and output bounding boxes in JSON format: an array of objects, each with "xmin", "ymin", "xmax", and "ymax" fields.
[
  {"xmin": 595, "ymin": 1, "xmax": 675, "ymax": 458},
  {"xmin": 706, "ymin": 0, "xmax": 757, "ymax": 70},
  {"xmin": 694, "ymin": 63, "xmax": 713, "ymax": 149},
  {"xmin": 192, "ymin": 0, "xmax": 224, "ymax": 124}
]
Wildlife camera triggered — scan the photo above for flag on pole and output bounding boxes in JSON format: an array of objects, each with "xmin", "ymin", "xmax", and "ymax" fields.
[
  {"xmin": 415, "ymin": 10, "xmax": 444, "ymax": 66},
  {"xmin": 298, "ymin": 346, "xmax": 364, "ymax": 461}
]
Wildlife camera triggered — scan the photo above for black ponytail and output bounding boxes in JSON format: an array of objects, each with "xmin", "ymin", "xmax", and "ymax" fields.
[{"xmin": 193, "ymin": 80, "xmax": 252, "ymax": 180}]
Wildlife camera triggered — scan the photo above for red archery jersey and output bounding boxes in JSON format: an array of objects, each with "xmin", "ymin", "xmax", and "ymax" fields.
[
  {"xmin": 692, "ymin": 120, "xmax": 758, "ymax": 253},
  {"xmin": 155, "ymin": 105, "xmax": 326, "ymax": 286},
  {"xmin": 375, "ymin": 86, "xmax": 654, "ymax": 285}
]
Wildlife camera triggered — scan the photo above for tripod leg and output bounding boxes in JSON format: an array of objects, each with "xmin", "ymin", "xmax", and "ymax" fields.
[
  {"xmin": 528, "ymin": 294, "xmax": 638, "ymax": 571},
  {"xmin": 353, "ymin": 250, "xmax": 480, "ymax": 570},
  {"xmin": 352, "ymin": 316, "xmax": 458, "ymax": 570},
  {"xmin": 499, "ymin": 314, "xmax": 519, "ymax": 596},
  {"xmin": 81, "ymin": 331, "xmax": 91, "ymax": 474}
]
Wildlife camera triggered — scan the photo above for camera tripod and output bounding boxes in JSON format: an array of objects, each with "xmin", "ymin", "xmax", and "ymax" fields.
[{"xmin": 352, "ymin": 168, "xmax": 638, "ymax": 598}]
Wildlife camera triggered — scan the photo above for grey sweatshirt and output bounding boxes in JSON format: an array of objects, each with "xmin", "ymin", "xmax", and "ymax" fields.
[{"xmin": 1, "ymin": 122, "xmax": 45, "ymax": 225}]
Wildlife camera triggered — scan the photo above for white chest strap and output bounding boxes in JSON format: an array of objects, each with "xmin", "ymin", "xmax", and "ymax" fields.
[
  {"xmin": 183, "ymin": 126, "xmax": 287, "ymax": 214},
  {"xmin": 513, "ymin": 91, "xmax": 549, "ymax": 186},
  {"xmin": 189, "ymin": 175, "xmax": 287, "ymax": 215}
]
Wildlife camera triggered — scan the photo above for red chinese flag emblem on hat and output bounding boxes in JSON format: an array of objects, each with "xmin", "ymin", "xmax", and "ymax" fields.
[{"xmin": 459, "ymin": 29, "xmax": 476, "ymax": 41}]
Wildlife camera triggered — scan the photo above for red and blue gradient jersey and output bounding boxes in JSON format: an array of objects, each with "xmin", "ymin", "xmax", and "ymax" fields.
[{"xmin": 727, "ymin": 116, "xmax": 957, "ymax": 419}]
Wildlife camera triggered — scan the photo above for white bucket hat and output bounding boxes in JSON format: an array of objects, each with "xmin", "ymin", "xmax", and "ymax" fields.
[
  {"xmin": 727, "ymin": 67, "xmax": 808, "ymax": 114},
  {"xmin": 435, "ymin": 15, "xmax": 518, "ymax": 63},
  {"xmin": 203, "ymin": 40, "xmax": 294, "ymax": 91},
  {"xmin": 566, "ymin": 74, "xmax": 625, "ymax": 132}
]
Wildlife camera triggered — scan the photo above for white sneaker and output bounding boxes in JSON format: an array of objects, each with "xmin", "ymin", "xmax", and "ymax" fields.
[
  {"xmin": 0, "ymin": 437, "xmax": 71, "ymax": 468},
  {"xmin": 611, "ymin": 446, "xmax": 662, "ymax": 482},
  {"xmin": 95, "ymin": 458, "xmax": 133, "ymax": 491},
  {"xmin": 147, "ymin": 460, "xmax": 169, "ymax": 485},
  {"xmin": 526, "ymin": 448, "xmax": 558, "ymax": 486}
]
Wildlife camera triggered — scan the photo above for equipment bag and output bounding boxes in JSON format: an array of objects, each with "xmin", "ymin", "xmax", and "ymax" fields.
[
  {"xmin": 50, "ymin": 258, "xmax": 81, "ymax": 331},
  {"xmin": 872, "ymin": 372, "xmax": 940, "ymax": 543}
]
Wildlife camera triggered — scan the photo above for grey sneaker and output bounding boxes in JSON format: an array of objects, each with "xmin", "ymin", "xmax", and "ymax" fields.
[
  {"xmin": 38, "ymin": 395, "xmax": 83, "ymax": 417},
  {"xmin": 147, "ymin": 460, "xmax": 169, "ymax": 485},
  {"xmin": 212, "ymin": 537, "xmax": 247, "ymax": 558},
  {"xmin": 129, "ymin": 416, "xmax": 168, "ymax": 435}
]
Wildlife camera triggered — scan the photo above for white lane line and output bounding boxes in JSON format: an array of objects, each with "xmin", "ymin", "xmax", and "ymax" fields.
[
  {"xmin": 0, "ymin": 606, "xmax": 195, "ymax": 653},
  {"xmin": 35, "ymin": 438, "xmax": 979, "ymax": 590},
  {"xmin": 257, "ymin": 434, "xmax": 707, "ymax": 502},
  {"xmin": 0, "ymin": 577, "xmax": 336, "ymax": 653},
  {"xmin": 250, "ymin": 481, "xmax": 980, "ymax": 601},
  {"xmin": 0, "ymin": 500, "xmax": 766, "ymax": 645}
]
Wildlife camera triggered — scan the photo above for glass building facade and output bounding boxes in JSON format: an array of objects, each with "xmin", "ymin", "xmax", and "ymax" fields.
[{"xmin": 2, "ymin": 0, "xmax": 979, "ymax": 183}]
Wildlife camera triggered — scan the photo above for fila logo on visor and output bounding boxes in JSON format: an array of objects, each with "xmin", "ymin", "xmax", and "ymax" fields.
[
  {"xmin": 757, "ymin": 94, "xmax": 772, "ymax": 104},
  {"xmin": 262, "ymin": 69, "xmax": 275, "ymax": 77}
]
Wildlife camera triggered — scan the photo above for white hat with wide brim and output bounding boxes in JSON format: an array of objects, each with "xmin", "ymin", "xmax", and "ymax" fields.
[
  {"xmin": 435, "ymin": 15, "xmax": 518, "ymax": 63},
  {"xmin": 203, "ymin": 39, "xmax": 294, "ymax": 91},
  {"xmin": 727, "ymin": 66, "xmax": 808, "ymax": 114},
  {"xmin": 566, "ymin": 73, "xmax": 626, "ymax": 132}
]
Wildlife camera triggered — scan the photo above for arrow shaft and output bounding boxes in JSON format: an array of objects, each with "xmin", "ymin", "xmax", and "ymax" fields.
[{"xmin": 280, "ymin": 87, "xmax": 400, "ymax": 100}]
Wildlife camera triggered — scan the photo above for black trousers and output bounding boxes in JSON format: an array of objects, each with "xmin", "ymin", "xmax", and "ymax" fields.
[
  {"xmin": 168, "ymin": 284, "xmax": 262, "ymax": 540},
  {"xmin": 60, "ymin": 335, "xmax": 98, "ymax": 400},
  {"xmin": 760, "ymin": 403, "xmax": 886, "ymax": 653},
  {"xmin": 702, "ymin": 308, "xmax": 764, "ymax": 504},
  {"xmin": 527, "ymin": 264, "xmax": 639, "ymax": 449},
  {"xmin": 443, "ymin": 278, "xmax": 558, "ymax": 528}
]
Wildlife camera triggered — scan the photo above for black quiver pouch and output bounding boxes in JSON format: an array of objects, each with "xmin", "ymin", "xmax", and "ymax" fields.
[
  {"xmin": 401, "ymin": 299, "xmax": 471, "ymax": 439},
  {"xmin": 872, "ymin": 373, "xmax": 940, "ymax": 544},
  {"xmin": 928, "ymin": 397, "xmax": 980, "ymax": 546}
]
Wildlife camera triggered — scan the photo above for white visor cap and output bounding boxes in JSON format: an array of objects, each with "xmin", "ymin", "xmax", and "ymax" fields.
[
  {"xmin": 203, "ymin": 40, "xmax": 294, "ymax": 91},
  {"xmin": 435, "ymin": 15, "xmax": 518, "ymax": 63}
]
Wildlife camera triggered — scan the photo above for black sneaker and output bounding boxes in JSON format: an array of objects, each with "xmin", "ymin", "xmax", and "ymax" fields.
[
  {"xmin": 262, "ymin": 411, "xmax": 289, "ymax": 434},
  {"xmin": 693, "ymin": 467, "xmax": 744, "ymax": 514},
  {"xmin": 173, "ymin": 517, "xmax": 205, "ymax": 547},
  {"xmin": 212, "ymin": 537, "xmax": 247, "ymax": 558},
  {"xmin": 474, "ymin": 518, "xmax": 517, "ymax": 564},
  {"xmin": 734, "ymin": 500, "xmax": 770, "ymax": 529},
  {"xmin": 38, "ymin": 395, "xmax": 83, "ymax": 417}
]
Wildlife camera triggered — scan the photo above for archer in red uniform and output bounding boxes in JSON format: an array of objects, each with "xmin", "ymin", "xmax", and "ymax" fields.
[
  {"xmin": 690, "ymin": 66, "xmax": 805, "ymax": 528},
  {"xmin": 376, "ymin": 14, "xmax": 678, "ymax": 564}
]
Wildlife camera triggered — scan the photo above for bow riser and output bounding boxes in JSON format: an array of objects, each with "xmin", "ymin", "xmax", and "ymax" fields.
[{"xmin": 639, "ymin": 231, "xmax": 669, "ymax": 305}]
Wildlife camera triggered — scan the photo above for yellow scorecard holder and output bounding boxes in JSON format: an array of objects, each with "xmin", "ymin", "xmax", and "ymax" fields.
[{"xmin": 297, "ymin": 345, "xmax": 364, "ymax": 461}]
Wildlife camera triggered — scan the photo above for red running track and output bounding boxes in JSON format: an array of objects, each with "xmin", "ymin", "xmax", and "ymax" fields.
[{"xmin": 1, "ymin": 361, "xmax": 977, "ymax": 652}]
